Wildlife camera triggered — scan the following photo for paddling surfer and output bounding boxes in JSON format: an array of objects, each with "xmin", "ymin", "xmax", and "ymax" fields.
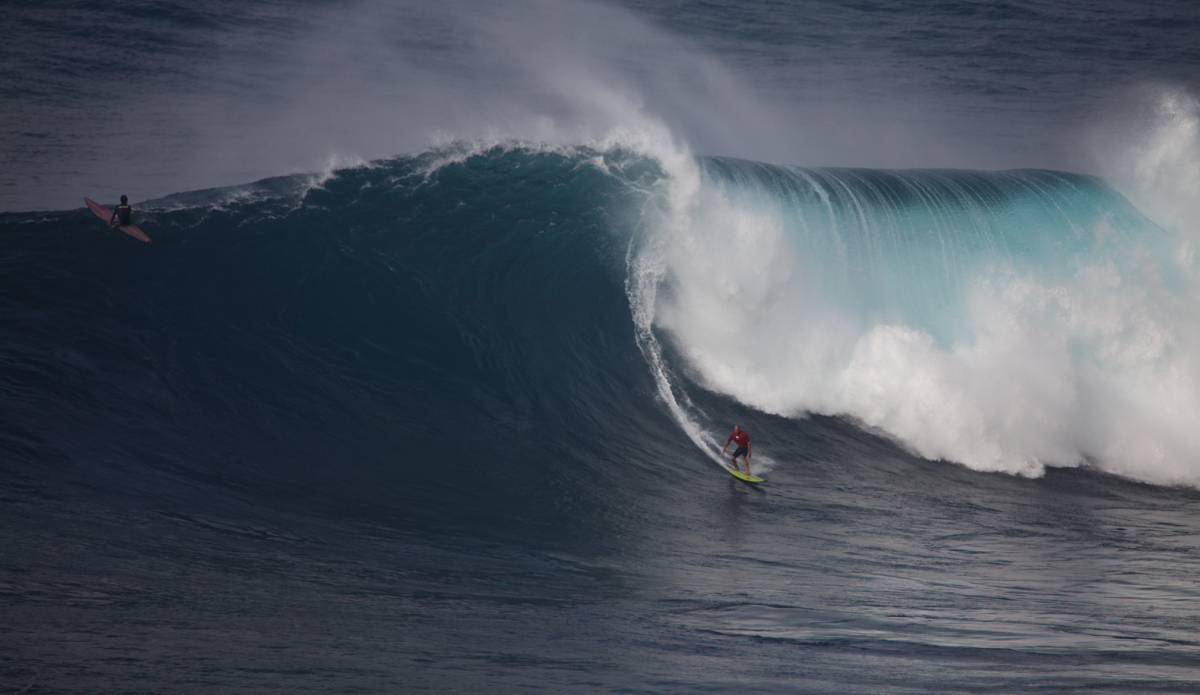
[
  {"xmin": 722, "ymin": 424, "xmax": 752, "ymax": 474},
  {"xmin": 108, "ymin": 195, "xmax": 131, "ymax": 228}
]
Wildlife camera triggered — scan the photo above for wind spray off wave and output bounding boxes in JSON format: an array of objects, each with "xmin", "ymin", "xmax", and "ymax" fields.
[{"xmin": 629, "ymin": 153, "xmax": 1200, "ymax": 485}]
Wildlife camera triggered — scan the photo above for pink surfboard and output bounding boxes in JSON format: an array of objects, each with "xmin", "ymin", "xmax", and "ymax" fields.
[{"xmin": 85, "ymin": 197, "xmax": 151, "ymax": 243}]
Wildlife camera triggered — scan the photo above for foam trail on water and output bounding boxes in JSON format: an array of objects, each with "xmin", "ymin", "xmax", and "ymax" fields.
[
  {"xmin": 620, "ymin": 126, "xmax": 779, "ymax": 475},
  {"xmin": 622, "ymin": 128, "xmax": 728, "ymax": 469}
]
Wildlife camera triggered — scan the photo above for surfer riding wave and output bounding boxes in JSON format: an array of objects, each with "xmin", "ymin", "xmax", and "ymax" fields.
[{"xmin": 722, "ymin": 425, "xmax": 751, "ymax": 474}]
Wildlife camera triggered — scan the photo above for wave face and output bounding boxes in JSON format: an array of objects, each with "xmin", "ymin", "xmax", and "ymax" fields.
[
  {"xmin": 3, "ymin": 142, "xmax": 1198, "ymax": 522},
  {"xmin": 1, "ymin": 146, "xmax": 692, "ymax": 543}
]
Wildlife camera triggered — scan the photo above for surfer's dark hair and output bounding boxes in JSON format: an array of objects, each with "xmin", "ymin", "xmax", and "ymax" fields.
[{"xmin": 120, "ymin": 195, "xmax": 128, "ymax": 203}]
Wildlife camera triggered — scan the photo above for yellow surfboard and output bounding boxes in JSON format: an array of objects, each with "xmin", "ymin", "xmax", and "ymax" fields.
[{"xmin": 728, "ymin": 468, "xmax": 764, "ymax": 483}]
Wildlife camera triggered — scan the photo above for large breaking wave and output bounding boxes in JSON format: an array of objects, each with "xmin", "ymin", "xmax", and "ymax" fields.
[
  {"xmin": 3, "ymin": 130, "xmax": 1199, "ymax": 515},
  {"xmin": 633, "ymin": 153, "xmax": 1200, "ymax": 483}
]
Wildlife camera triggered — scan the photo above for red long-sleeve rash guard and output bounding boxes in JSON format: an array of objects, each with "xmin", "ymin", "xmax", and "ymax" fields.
[{"xmin": 726, "ymin": 430, "xmax": 749, "ymax": 448}]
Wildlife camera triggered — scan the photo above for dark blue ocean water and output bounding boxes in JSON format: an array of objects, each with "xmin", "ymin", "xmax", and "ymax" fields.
[{"xmin": 4, "ymin": 1, "xmax": 1200, "ymax": 693}]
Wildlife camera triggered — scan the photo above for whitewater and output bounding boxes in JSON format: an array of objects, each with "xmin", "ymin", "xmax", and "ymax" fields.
[{"xmin": 629, "ymin": 124, "xmax": 1200, "ymax": 484}]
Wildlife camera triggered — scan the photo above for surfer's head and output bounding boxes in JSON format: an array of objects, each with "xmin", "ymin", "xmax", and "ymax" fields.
[{"xmin": 120, "ymin": 195, "xmax": 128, "ymax": 204}]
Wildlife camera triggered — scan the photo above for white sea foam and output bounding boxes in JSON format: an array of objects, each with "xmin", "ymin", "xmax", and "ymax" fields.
[{"xmin": 623, "ymin": 112, "xmax": 1200, "ymax": 485}]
